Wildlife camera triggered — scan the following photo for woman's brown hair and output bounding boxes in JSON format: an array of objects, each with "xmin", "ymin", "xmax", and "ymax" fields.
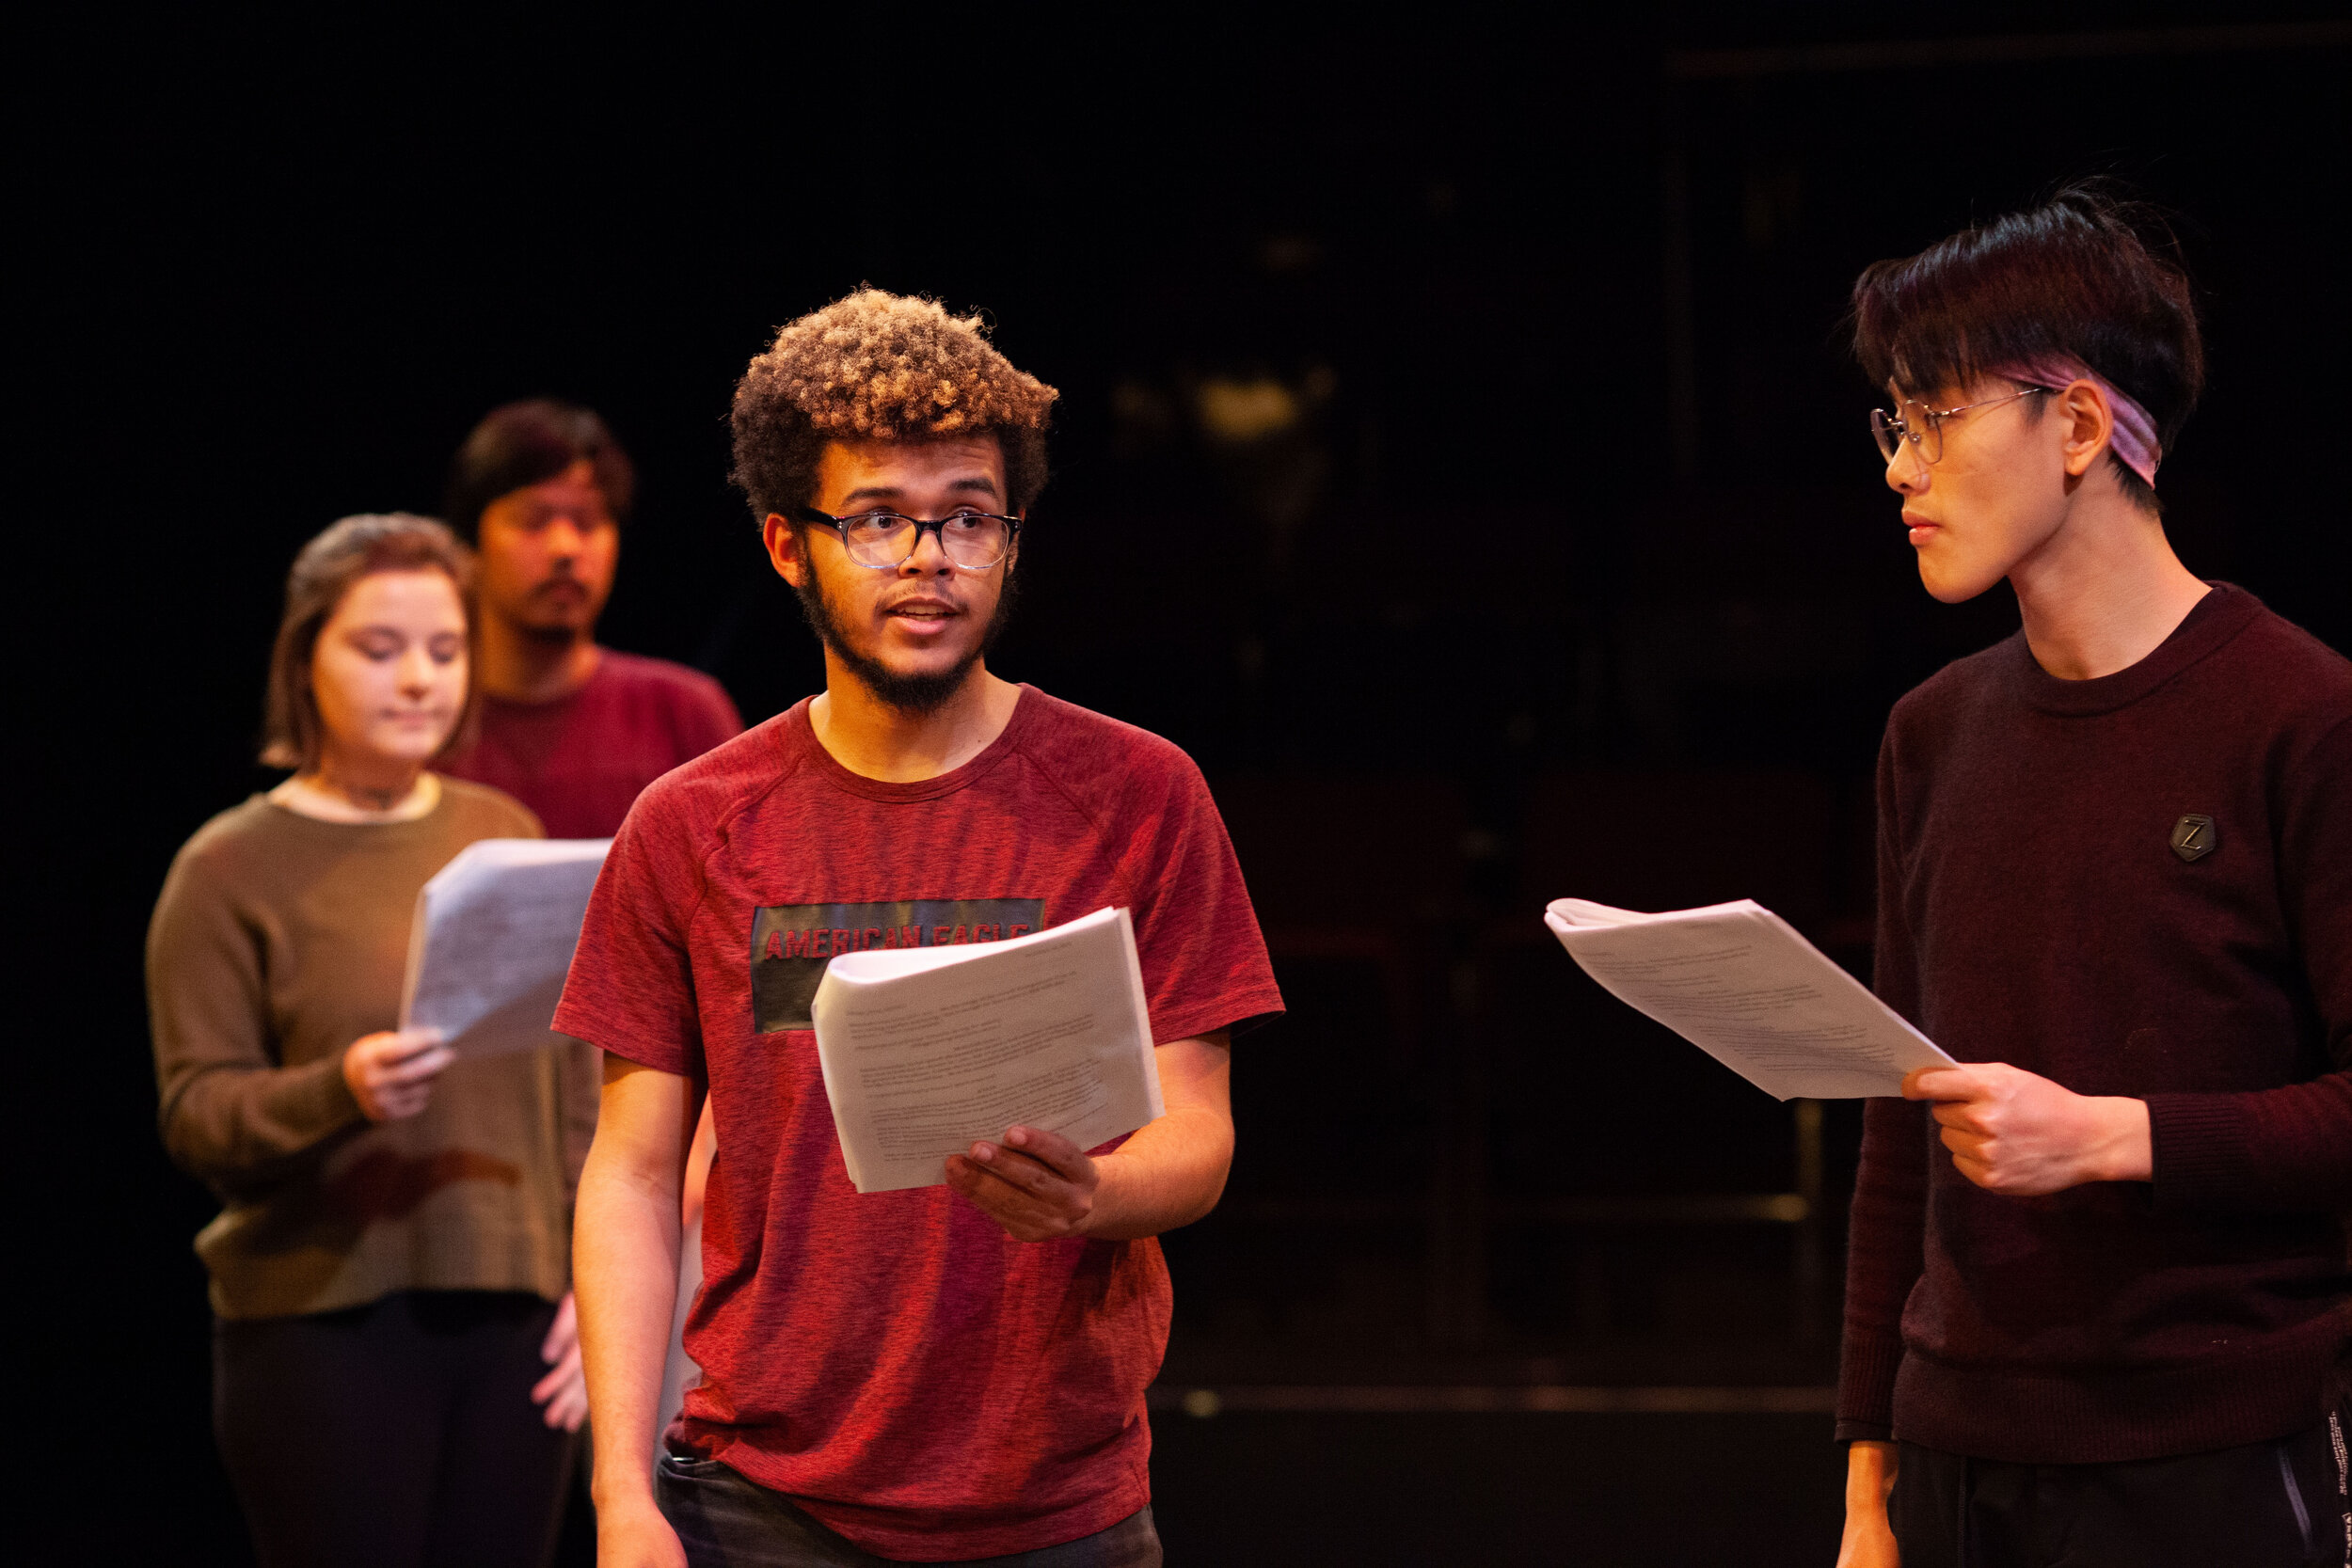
[{"xmin": 259, "ymin": 514, "xmax": 479, "ymax": 772}]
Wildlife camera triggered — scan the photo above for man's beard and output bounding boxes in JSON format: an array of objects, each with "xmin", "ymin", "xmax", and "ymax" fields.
[
  {"xmin": 508, "ymin": 572, "xmax": 598, "ymax": 637},
  {"xmin": 792, "ymin": 566, "xmax": 1018, "ymax": 717}
]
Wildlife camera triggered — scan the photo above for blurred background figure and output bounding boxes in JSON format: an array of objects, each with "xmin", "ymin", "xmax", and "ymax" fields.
[
  {"xmin": 437, "ymin": 398, "xmax": 743, "ymax": 836},
  {"xmin": 437, "ymin": 399, "xmax": 739, "ymax": 1513},
  {"xmin": 147, "ymin": 515, "xmax": 583, "ymax": 1568}
]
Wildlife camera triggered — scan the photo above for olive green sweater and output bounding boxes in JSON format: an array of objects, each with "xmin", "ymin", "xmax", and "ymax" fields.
[{"xmin": 147, "ymin": 780, "xmax": 599, "ymax": 1320}]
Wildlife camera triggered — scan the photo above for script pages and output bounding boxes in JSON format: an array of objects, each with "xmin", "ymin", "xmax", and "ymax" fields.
[
  {"xmin": 811, "ymin": 906, "xmax": 1167, "ymax": 1194},
  {"xmin": 1544, "ymin": 897, "xmax": 1953, "ymax": 1099},
  {"xmin": 399, "ymin": 838, "xmax": 612, "ymax": 1058}
]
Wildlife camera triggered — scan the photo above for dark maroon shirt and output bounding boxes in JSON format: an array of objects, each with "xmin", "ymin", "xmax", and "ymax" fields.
[
  {"xmin": 1836, "ymin": 585, "xmax": 2352, "ymax": 1464},
  {"xmin": 440, "ymin": 648, "xmax": 743, "ymax": 840}
]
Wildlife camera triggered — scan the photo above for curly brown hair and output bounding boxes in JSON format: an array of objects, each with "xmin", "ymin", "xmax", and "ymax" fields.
[{"xmin": 730, "ymin": 289, "xmax": 1058, "ymax": 524}]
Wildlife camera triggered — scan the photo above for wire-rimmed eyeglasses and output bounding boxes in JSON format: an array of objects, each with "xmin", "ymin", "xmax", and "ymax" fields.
[
  {"xmin": 797, "ymin": 508, "xmax": 1021, "ymax": 571},
  {"xmin": 1870, "ymin": 385, "xmax": 2053, "ymax": 466}
]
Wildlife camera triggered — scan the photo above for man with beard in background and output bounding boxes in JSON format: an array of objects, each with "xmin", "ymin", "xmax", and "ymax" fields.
[
  {"xmin": 439, "ymin": 399, "xmax": 742, "ymax": 840},
  {"xmin": 437, "ymin": 400, "xmax": 742, "ymax": 1514}
]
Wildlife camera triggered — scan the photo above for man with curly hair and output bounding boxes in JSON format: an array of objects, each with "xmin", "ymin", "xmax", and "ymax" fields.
[{"xmin": 561, "ymin": 290, "xmax": 1282, "ymax": 1567}]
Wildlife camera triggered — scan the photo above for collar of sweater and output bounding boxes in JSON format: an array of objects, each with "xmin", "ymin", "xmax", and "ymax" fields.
[{"xmin": 2009, "ymin": 581, "xmax": 2261, "ymax": 718}]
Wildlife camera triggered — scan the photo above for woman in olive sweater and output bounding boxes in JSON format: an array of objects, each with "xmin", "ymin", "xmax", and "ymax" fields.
[{"xmin": 149, "ymin": 514, "xmax": 596, "ymax": 1568}]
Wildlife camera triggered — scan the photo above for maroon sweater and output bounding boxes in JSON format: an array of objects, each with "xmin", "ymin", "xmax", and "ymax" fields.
[
  {"xmin": 439, "ymin": 648, "xmax": 741, "ymax": 840},
  {"xmin": 1836, "ymin": 584, "xmax": 2352, "ymax": 1464}
]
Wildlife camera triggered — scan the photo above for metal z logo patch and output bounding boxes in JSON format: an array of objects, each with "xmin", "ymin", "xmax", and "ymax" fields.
[
  {"xmin": 2169, "ymin": 814, "xmax": 2218, "ymax": 863},
  {"xmin": 748, "ymin": 898, "xmax": 1045, "ymax": 1034}
]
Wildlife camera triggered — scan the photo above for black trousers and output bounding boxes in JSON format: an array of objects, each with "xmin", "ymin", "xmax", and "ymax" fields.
[
  {"xmin": 214, "ymin": 1291, "xmax": 576, "ymax": 1568},
  {"xmin": 1889, "ymin": 1415, "xmax": 2350, "ymax": 1568},
  {"xmin": 656, "ymin": 1453, "xmax": 1162, "ymax": 1568}
]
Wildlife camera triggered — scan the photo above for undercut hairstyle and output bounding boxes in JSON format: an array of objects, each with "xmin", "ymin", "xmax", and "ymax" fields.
[
  {"xmin": 260, "ymin": 514, "xmax": 479, "ymax": 772},
  {"xmin": 1850, "ymin": 183, "xmax": 2202, "ymax": 511},
  {"xmin": 443, "ymin": 398, "xmax": 636, "ymax": 542},
  {"xmin": 729, "ymin": 289, "xmax": 1058, "ymax": 524}
]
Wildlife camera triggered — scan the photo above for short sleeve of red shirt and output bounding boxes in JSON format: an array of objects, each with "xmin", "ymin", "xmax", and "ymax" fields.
[
  {"xmin": 1016, "ymin": 690, "xmax": 1282, "ymax": 1049},
  {"xmin": 551, "ymin": 687, "xmax": 1280, "ymax": 1559},
  {"xmin": 562, "ymin": 780, "xmax": 708, "ymax": 1078}
]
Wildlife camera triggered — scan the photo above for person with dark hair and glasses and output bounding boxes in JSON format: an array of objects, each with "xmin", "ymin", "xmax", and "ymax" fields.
[
  {"xmin": 557, "ymin": 290, "xmax": 1282, "ymax": 1568},
  {"xmin": 1834, "ymin": 187, "xmax": 2352, "ymax": 1567}
]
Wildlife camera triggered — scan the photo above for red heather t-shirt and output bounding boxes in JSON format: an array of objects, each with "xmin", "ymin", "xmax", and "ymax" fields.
[
  {"xmin": 552, "ymin": 687, "xmax": 1282, "ymax": 1560},
  {"xmin": 440, "ymin": 648, "xmax": 743, "ymax": 839}
]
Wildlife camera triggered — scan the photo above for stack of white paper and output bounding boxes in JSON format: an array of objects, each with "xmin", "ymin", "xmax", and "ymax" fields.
[
  {"xmin": 1545, "ymin": 897, "xmax": 1952, "ymax": 1099},
  {"xmin": 812, "ymin": 906, "xmax": 1166, "ymax": 1194},
  {"xmin": 399, "ymin": 838, "xmax": 612, "ymax": 1059}
]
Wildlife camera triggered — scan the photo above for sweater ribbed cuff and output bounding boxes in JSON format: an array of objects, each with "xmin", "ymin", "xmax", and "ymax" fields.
[
  {"xmin": 2145, "ymin": 1093, "xmax": 2255, "ymax": 1212},
  {"xmin": 1836, "ymin": 1329, "xmax": 1904, "ymax": 1438},
  {"xmin": 258, "ymin": 1053, "xmax": 368, "ymax": 1155},
  {"xmin": 306, "ymin": 1051, "xmax": 365, "ymax": 1128}
]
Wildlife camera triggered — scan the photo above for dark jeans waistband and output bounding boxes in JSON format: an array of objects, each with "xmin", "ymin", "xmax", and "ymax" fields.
[{"xmin": 655, "ymin": 1452, "xmax": 1160, "ymax": 1568}]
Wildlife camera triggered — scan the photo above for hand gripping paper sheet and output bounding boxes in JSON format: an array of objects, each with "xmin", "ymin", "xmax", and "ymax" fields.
[{"xmin": 811, "ymin": 906, "xmax": 1165, "ymax": 1193}]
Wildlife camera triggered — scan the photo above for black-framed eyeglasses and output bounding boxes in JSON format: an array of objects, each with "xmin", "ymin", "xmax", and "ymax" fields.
[
  {"xmin": 796, "ymin": 507, "xmax": 1022, "ymax": 571},
  {"xmin": 1869, "ymin": 385, "xmax": 2053, "ymax": 466}
]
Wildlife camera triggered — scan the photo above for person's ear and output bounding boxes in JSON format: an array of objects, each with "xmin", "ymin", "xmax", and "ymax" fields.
[
  {"xmin": 764, "ymin": 514, "xmax": 807, "ymax": 588},
  {"xmin": 1004, "ymin": 512, "xmax": 1022, "ymax": 576},
  {"xmin": 2056, "ymin": 381, "xmax": 2114, "ymax": 480}
]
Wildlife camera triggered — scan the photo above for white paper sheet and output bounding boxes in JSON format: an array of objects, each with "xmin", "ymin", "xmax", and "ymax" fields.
[
  {"xmin": 1544, "ymin": 896, "xmax": 1953, "ymax": 1100},
  {"xmin": 398, "ymin": 838, "xmax": 612, "ymax": 1059},
  {"xmin": 811, "ymin": 906, "xmax": 1166, "ymax": 1194}
]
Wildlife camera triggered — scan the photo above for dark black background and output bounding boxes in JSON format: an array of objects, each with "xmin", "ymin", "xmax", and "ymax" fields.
[{"xmin": 22, "ymin": 7, "xmax": 2347, "ymax": 1564}]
